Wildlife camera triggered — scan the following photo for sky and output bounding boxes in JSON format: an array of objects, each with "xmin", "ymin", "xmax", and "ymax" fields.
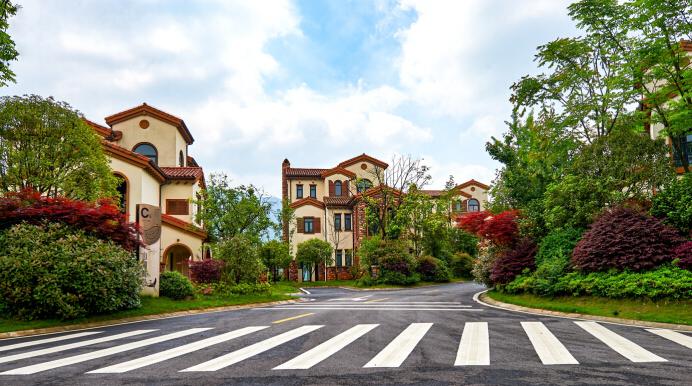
[{"xmin": 3, "ymin": 0, "xmax": 579, "ymax": 197}]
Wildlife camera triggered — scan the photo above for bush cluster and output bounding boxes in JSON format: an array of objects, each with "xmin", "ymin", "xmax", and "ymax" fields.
[
  {"xmin": 416, "ymin": 255, "xmax": 451, "ymax": 282},
  {"xmin": 572, "ymin": 207, "xmax": 684, "ymax": 272},
  {"xmin": 0, "ymin": 190, "xmax": 140, "ymax": 252},
  {"xmin": 651, "ymin": 174, "xmax": 692, "ymax": 235},
  {"xmin": 189, "ymin": 259, "xmax": 225, "ymax": 283},
  {"xmin": 0, "ymin": 222, "xmax": 143, "ymax": 320},
  {"xmin": 504, "ymin": 265, "xmax": 692, "ymax": 300},
  {"xmin": 489, "ymin": 238, "xmax": 537, "ymax": 284},
  {"xmin": 674, "ymin": 241, "xmax": 692, "ymax": 271},
  {"xmin": 159, "ymin": 271, "xmax": 194, "ymax": 300},
  {"xmin": 450, "ymin": 252, "xmax": 474, "ymax": 278}
]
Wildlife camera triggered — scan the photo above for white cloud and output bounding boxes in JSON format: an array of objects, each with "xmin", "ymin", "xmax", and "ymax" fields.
[{"xmin": 422, "ymin": 155, "xmax": 495, "ymax": 190}]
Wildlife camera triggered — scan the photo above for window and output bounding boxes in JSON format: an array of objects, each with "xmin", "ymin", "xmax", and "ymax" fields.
[
  {"xmin": 454, "ymin": 201, "xmax": 462, "ymax": 212},
  {"xmin": 179, "ymin": 150, "xmax": 185, "ymax": 167},
  {"xmin": 673, "ymin": 133, "xmax": 692, "ymax": 167},
  {"xmin": 356, "ymin": 179, "xmax": 373, "ymax": 193},
  {"xmin": 467, "ymin": 199, "xmax": 480, "ymax": 212},
  {"xmin": 344, "ymin": 213, "xmax": 352, "ymax": 231},
  {"xmin": 166, "ymin": 199, "xmax": 189, "ymax": 215},
  {"xmin": 334, "ymin": 213, "xmax": 342, "ymax": 231},
  {"xmin": 335, "ymin": 250, "xmax": 343, "ymax": 267},
  {"xmin": 115, "ymin": 174, "xmax": 127, "ymax": 214},
  {"xmin": 304, "ymin": 217, "xmax": 314, "ymax": 233},
  {"xmin": 133, "ymin": 143, "xmax": 158, "ymax": 165},
  {"xmin": 296, "ymin": 184, "xmax": 303, "ymax": 199},
  {"xmin": 345, "ymin": 249, "xmax": 353, "ymax": 266},
  {"xmin": 310, "ymin": 184, "xmax": 317, "ymax": 198},
  {"xmin": 335, "ymin": 180, "xmax": 342, "ymax": 196}
]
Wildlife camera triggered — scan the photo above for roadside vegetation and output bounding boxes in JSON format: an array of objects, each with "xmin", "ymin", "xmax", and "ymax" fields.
[{"xmin": 465, "ymin": 0, "xmax": 692, "ymax": 322}]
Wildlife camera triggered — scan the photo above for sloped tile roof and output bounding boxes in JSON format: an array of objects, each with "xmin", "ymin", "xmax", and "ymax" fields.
[
  {"xmin": 285, "ymin": 168, "xmax": 328, "ymax": 178},
  {"xmin": 323, "ymin": 196, "xmax": 353, "ymax": 207}
]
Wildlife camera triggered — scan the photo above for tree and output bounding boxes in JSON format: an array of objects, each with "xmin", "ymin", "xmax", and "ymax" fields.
[
  {"xmin": 296, "ymin": 238, "xmax": 333, "ymax": 281},
  {"xmin": 356, "ymin": 154, "xmax": 431, "ymax": 240},
  {"xmin": 195, "ymin": 173, "xmax": 273, "ymax": 244},
  {"xmin": 260, "ymin": 240, "xmax": 291, "ymax": 282},
  {"xmin": 213, "ymin": 235, "xmax": 265, "ymax": 284},
  {"xmin": 0, "ymin": 95, "xmax": 118, "ymax": 201},
  {"xmin": 0, "ymin": 1, "xmax": 19, "ymax": 87}
]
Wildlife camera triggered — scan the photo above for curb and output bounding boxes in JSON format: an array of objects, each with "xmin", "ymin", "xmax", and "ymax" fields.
[
  {"xmin": 0, "ymin": 298, "xmax": 302, "ymax": 340},
  {"xmin": 477, "ymin": 291, "xmax": 692, "ymax": 332}
]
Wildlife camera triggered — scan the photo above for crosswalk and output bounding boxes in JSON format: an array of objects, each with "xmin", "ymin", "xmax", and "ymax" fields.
[{"xmin": 0, "ymin": 321, "xmax": 690, "ymax": 375}]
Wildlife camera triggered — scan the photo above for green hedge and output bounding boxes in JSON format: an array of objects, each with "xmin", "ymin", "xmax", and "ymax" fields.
[
  {"xmin": 159, "ymin": 271, "xmax": 194, "ymax": 300},
  {"xmin": 0, "ymin": 222, "xmax": 144, "ymax": 320},
  {"xmin": 502, "ymin": 265, "xmax": 692, "ymax": 300}
]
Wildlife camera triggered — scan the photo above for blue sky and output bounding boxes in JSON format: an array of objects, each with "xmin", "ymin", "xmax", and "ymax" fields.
[{"xmin": 3, "ymin": 0, "xmax": 579, "ymax": 197}]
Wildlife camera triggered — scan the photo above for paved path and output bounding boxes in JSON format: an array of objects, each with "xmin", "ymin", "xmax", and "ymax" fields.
[{"xmin": 0, "ymin": 282, "xmax": 690, "ymax": 385}]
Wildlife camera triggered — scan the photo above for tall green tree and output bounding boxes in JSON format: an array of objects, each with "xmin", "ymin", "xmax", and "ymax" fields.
[
  {"xmin": 0, "ymin": 95, "xmax": 117, "ymax": 201},
  {"xmin": 0, "ymin": 1, "xmax": 19, "ymax": 87},
  {"xmin": 195, "ymin": 173, "xmax": 273, "ymax": 244},
  {"xmin": 295, "ymin": 238, "xmax": 333, "ymax": 281},
  {"xmin": 260, "ymin": 239, "xmax": 291, "ymax": 282}
]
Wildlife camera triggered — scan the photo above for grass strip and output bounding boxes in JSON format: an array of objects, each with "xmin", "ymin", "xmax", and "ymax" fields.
[{"xmin": 486, "ymin": 290, "xmax": 692, "ymax": 326}]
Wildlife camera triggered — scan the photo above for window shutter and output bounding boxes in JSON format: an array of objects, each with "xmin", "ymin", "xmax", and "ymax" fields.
[
  {"xmin": 297, "ymin": 218, "xmax": 304, "ymax": 233},
  {"xmin": 166, "ymin": 199, "xmax": 189, "ymax": 215},
  {"xmin": 344, "ymin": 181, "xmax": 350, "ymax": 197},
  {"xmin": 314, "ymin": 217, "xmax": 321, "ymax": 233},
  {"xmin": 329, "ymin": 181, "xmax": 335, "ymax": 197}
]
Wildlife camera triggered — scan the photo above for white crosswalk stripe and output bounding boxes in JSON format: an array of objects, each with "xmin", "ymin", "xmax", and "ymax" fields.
[
  {"xmin": 575, "ymin": 322, "xmax": 667, "ymax": 363},
  {"xmin": 364, "ymin": 323, "xmax": 432, "ymax": 368},
  {"xmin": 182, "ymin": 325, "xmax": 323, "ymax": 372},
  {"xmin": 88, "ymin": 326, "xmax": 268, "ymax": 374},
  {"xmin": 647, "ymin": 329, "xmax": 692, "ymax": 349},
  {"xmin": 273, "ymin": 324, "xmax": 379, "ymax": 370},
  {"xmin": 0, "ymin": 330, "xmax": 154, "ymax": 365},
  {"xmin": 521, "ymin": 322, "xmax": 578, "ymax": 365},
  {"xmin": 0, "ymin": 331, "xmax": 103, "ymax": 353},
  {"xmin": 455, "ymin": 322, "xmax": 489, "ymax": 366},
  {"xmin": 1, "ymin": 328, "xmax": 210, "ymax": 375}
]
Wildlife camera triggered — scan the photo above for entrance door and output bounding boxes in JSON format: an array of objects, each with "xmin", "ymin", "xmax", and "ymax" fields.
[
  {"xmin": 166, "ymin": 245, "xmax": 192, "ymax": 277},
  {"xmin": 301, "ymin": 263, "xmax": 312, "ymax": 282}
]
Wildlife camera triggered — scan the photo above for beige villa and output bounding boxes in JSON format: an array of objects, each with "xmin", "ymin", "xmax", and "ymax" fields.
[
  {"xmin": 86, "ymin": 103, "xmax": 208, "ymax": 295},
  {"xmin": 281, "ymin": 154, "xmax": 488, "ymax": 282}
]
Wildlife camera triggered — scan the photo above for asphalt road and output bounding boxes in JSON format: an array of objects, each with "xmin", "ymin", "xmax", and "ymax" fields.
[{"xmin": 0, "ymin": 282, "xmax": 691, "ymax": 385}]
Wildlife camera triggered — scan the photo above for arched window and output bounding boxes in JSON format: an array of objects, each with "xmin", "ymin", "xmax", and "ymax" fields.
[
  {"xmin": 467, "ymin": 199, "xmax": 480, "ymax": 212},
  {"xmin": 356, "ymin": 179, "xmax": 373, "ymax": 193},
  {"xmin": 179, "ymin": 150, "xmax": 185, "ymax": 167},
  {"xmin": 454, "ymin": 200, "xmax": 462, "ymax": 212},
  {"xmin": 133, "ymin": 143, "xmax": 158, "ymax": 165},
  {"xmin": 335, "ymin": 180, "xmax": 342, "ymax": 196},
  {"xmin": 114, "ymin": 173, "xmax": 128, "ymax": 214}
]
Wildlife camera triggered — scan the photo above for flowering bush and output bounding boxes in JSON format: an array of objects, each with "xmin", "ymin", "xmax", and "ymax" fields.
[
  {"xmin": 457, "ymin": 211, "xmax": 490, "ymax": 235},
  {"xmin": 457, "ymin": 210, "xmax": 520, "ymax": 247},
  {"xmin": 0, "ymin": 189, "xmax": 139, "ymax": 251},
  {"xmin": 189, "ymin": 259, "xmax": 225, "ymax": 283},
  {"xmin": 572, "ymin": 206, "xmax": 684, "ymax": 272},
  {"xmin": 490, "ymin": 238, "xmax": 537, "ymax": 284},
  {"xmin": 674, "ymin": 241, "xmax": 692, "ymax": 271}
]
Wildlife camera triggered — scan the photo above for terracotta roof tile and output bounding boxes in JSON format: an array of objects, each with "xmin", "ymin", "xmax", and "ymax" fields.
[
  {"xmin": 323, "ymin": 196, "xmax": 353, "ymax": 206},
  {"xmin": 285, "ymin": 168, "xmax": 328, "ymax": 178},
  {"xmin": 160, "ymin": 167, "xmax": 204, "ymax": 180}
]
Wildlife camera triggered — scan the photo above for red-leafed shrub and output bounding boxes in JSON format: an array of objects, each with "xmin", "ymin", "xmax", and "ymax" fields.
[
  {"xmin": 0, "ymin": 189, "xmax": 139, "ymax": 252},
  {"xmin": 490, "ymin": 238, "xmax": 537, "ymax": 284},
  {"xmin": 457, "ymin": 211, "xmax": 490, "ymax": 235},
  {"xmin": 674, "ymin": 241, "xmax": 692, "ymax": 271},
  {"xmin": 190, "ymin": 259, "xmax": 225, "ymax": 283},
  {"xmin": 457, "ymin": 210, "xmax": 520, "ymax": 247},
  {"xmin": 572, "ymin": 206, "xmax": 684, "ymax": 272}
]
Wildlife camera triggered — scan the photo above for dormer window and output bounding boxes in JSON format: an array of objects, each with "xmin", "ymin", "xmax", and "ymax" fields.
[
  {"xmin": 179, "ymin": 150, "xmax": 185, "ymax": 167},
  {"xmin": 335, "ymin": 180, "xmax": 342, "ymax": 196},
  {"xmin": 133, "ymin": 143, "xmax": 158, "ymax": 165}
]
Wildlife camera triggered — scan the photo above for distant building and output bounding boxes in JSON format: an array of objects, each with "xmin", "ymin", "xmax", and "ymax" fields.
[
  {"xmin": 281, "ymin": 154, "xmax": 489, "ymax": 282},
  {"xmin": 87, "ymin": 103, "xmax": 208, "ymax": 295}
]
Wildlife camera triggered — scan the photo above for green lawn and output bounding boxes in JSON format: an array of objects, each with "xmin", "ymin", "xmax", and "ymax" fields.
[
  {"xmin": 0, "ymin": 290, "xmax": 295, "ymax": 334},
  {"xmin": 486, "ymin": 290, "xmax": 692, "ymax": 326}
]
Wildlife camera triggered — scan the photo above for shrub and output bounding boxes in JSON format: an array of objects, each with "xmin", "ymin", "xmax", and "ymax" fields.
[
  {"xmin": 572, "ymin": 207, "xmax": 684, "ymax": 272},
  {"xmin": 189, "ymin": 259, "xmax": 224, "ymax": 284},
  {"xmin": 651, "ymin": 173, "xmax": 692, "ymax": 235},
  {"xmin": 159, "ymin": 271, "xmax": 194, "ymax": 300},
  {"xmin": 450, "ymin": 252, "xmax": 474, "ymax": 278},
  {"xmin": 490, "ymin": 238, "xmax": 537, "ymax": 284},
  {"xmin": 457, "ymin": 211, "xmax": 490, "ymax": 235},
  {"xmin": 380, "ymin": 271, "xmax": 421, "ymax": 285},
  {"xmin": 504, "ymin": 265, "xmax": 692, "ymax": 300},
  {"xmin": 296, "ymin": 238, "xmax": 333, "ymax": 269},
  {"xmin": 535, "ymin": 227, "xmax": 583, "ymax": 266},
  {"xmin": 0, "ymin": 190, "xmax": 140, "ymax": 252},
  {"xmin": 674, "ymin": 241, "xmax": 692, "ymax": 271},
  {"xmin": 449, "ymin": 228, "xmax": 479, "ymax": 257},
  {"xmin": 416, "ymin": 255, "xmax": 451, "ymax": 282},
  {"xmin": 472, "ymin": 240, "xmax": 499, "ymax": 287},
  {"xmin": 0, "ymin": 222, "xmax": 143, "ymax": 320}
]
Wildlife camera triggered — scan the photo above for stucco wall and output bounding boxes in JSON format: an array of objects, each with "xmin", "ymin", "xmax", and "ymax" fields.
[
  {"xmin": 108, "ymin": 156, "xmax": 160, "ymax": 220},
  {"xmin": 162, "ymin": 182, "xmax": 195, "ymax": 223},
  {"xmin": 112, "ymin": 117, "xmax": 187, "ymax": 167},
  {"xmin": 344, "ymin": 161, "xmax": 384, "ymax": 184},
  {"xmin": 458, "ymin": 185, "xmax": 489, "ymax": 211},
  {"xmin": 288, "ymin": 179, "xmax": 324, "ymax": 202},
  {"xmin": 290, "ymin": 204, "xmax": 326, "ymax": 256},
  {"xmin": 161, "ymin": 223, "xmax": 205, "ymax": 262},
  {"xmin": 324, "ymin": 208, "xmax": 354, "ymax": 266}
]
